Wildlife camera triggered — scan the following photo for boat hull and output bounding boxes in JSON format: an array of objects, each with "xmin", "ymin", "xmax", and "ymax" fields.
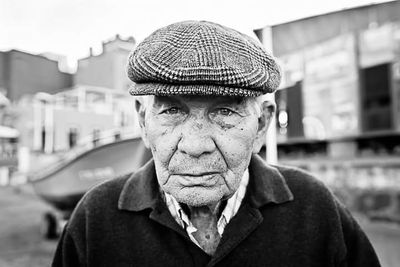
[{"xmin": 30, "ymin": 138, "xmax": 151, "ymax": 212}]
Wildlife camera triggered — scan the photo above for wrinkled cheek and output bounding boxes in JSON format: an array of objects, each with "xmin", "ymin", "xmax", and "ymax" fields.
[
  {"xmin": 151, "ymin": 139, "xmax": 177, "ymax": 164},
  {"xmin": 216, "ymin": 133, "xmax": 255, "ymax": 192},
  {"xmin": 147, "ymin": 125, "xmax": 176, "ymax": 158},
  {"xmin": 146, "ymin": 126, "xmax": 180, "ymax": 185},
  {"xmin": 222, "ymin": 136, "xmax": 255, "ymax": 168}
]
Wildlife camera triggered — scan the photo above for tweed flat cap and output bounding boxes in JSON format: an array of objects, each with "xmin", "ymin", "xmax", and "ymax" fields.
[{"xmin": 127, "ymin": 20, "xmax": 281, "ymax": 97}]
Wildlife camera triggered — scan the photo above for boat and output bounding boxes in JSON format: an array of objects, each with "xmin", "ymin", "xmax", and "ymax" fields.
[{"xmin": 29, "ymin": 129, "xmax": 151, "ymax": 238}]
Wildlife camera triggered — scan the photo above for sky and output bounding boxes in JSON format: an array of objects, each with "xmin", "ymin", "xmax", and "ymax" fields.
[{"xmin": 0, "ymin": 0, "xmax": 393, "ymax": 71}]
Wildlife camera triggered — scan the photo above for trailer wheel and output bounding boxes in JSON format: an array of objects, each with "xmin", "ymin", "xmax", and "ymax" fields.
[{"xmin": 41, "ymin": 212, "xmax": 58, "ymax": 239}]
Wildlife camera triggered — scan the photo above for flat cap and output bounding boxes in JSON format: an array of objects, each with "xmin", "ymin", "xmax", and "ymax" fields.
[{"xmin": 127, "ymin": 20, "xmax": 281, "ymax": 97}]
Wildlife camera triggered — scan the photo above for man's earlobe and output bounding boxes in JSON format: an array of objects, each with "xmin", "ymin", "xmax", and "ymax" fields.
[
  {"xmin": 259, "ymin": 101, "xmax": 276, "ymax": 131},
  {"xmin": 134, "ymin": 99, "xmax": 150, "ymax": 148},
  {"xmin": 135, "ymin": 99, "xmax": 146, "ymax": 128},
  {"xmin": 253, "ymin": 100, "xmax": 276, "ymax": 153}
]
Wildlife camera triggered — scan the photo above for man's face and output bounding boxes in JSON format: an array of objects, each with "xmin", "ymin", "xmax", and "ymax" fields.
[{"xmin": 137, "ymin": 95, "xmax": 272, "ymax": 207}]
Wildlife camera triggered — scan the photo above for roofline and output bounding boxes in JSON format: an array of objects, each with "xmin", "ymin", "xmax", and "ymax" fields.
[
  {"xmin": 254, "ymin": 0, "xmax": 396, "ymax": 31},
  {"xmin": 0, "ymin": 48, "xmax": 58, "ymax": 62},
  {"xmin": 0, "ymin": 48, "xmax": 73, "ymax": 75},
  {"xmin": 54, "ymin": 84, "xmax": 128, "ymax": 96}
]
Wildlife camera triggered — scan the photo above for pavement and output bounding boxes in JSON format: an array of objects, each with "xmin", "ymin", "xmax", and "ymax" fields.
[
  {"xmin": 359, "ymin": 219, "xmax": 400, "ymax": 267},
  {"xmin": 0, "ymin": 184, "xmax": 399, "ymax": 267},
  {"xmin": 0, "ymin": 185, "xmax": 57, "ymax": 267}
]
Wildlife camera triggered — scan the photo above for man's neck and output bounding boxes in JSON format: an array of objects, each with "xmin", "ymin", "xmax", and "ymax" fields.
[
  {"xmin": 188, "ymin": 202, "xmax": 222, "ymax": 255},
  {"xmin": 188, "ymin": 202, "xmax": 221, "ymax": 217}
]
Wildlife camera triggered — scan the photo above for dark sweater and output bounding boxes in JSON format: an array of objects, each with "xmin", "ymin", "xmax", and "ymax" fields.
[{"xmin": 52, "ymin": 155, "xmax": 380, "ymax": 267}]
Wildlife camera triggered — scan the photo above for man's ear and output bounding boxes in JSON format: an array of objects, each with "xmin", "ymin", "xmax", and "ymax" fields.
[
  {"xmin": 135, "ymin": 98, "xmax": 150, "ymax": 148},
  {"xmin": 253, "ymin": 100, "xmax": 276, "ymax": 153}
]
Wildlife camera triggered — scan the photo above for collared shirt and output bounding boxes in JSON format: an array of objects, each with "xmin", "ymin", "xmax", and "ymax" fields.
[{"xmin": 163, "ymin": 169, "xmax": 249, "ymax": 249}]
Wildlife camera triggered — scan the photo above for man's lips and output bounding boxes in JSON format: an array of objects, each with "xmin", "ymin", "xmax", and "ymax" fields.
[
  {"xmin": 175, "ymin": 171, "xmax": 219, "ymax": 177},
  {"xmin": 171, "ymin": 172, "xmax": 221, "ymax": 186}
]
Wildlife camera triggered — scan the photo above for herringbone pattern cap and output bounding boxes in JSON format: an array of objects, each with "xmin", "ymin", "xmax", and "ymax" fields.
[{"xmin": 127, "ymin": 20, "xmax": 281, "ymax": 97}]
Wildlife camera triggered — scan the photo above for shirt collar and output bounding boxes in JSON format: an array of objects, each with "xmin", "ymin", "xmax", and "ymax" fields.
[
  {"xmin": 163, "ymin": 169, "xmax": 249, "ymax": 237},
  {"xmin": 118, "ymin": 154, "xmax": 294, "ymax": 212}
]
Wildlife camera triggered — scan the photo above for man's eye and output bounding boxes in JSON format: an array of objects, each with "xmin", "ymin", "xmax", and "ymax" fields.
[
  {"xmin": 162, "ymin": 107, "xmax": 181, "ymax": 115},
  {"xmin": 216, "ymin": 108, "xmax": 234, "ymax": 116}
]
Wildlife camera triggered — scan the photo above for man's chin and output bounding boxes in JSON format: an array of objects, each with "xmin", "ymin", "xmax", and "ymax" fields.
[{"xmin": 170, "ymin": 187, "xmax": 224, "ymax": 207}]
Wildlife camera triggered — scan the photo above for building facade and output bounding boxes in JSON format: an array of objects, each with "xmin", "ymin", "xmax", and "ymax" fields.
[
  {"xmin": 255, "ymin": 1, "xmax": 400, "ymax": 215},
  {"xmin": 0, "ymin": 50, "xmax": 73, "ymax": 102},
  {"xmin": 15, "ymin": 85, "xmax": 139, "ymax": 154},
  {"xmin": 74, "ymin": 35, "xmax": 136, "ymax": 92},
  {"xmin": 255, "ymin": 0, "xmax": 400, "ymax": 160}
]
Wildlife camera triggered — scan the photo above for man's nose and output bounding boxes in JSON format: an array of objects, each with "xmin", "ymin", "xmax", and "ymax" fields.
[{"xmin": 177, "ymin": 118, "xmax": 216, "ymax": 157}]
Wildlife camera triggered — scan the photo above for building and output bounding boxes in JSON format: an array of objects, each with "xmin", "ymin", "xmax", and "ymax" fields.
[
  {"xmin": 254, "ymin": 1, "xmax": 400, "ymax": 200},
  {"xmin": 0, "ymin": 50, "xmax": 73, "ymax": 102},
  {"xmin": 74, "ymin": 34, "xmax": 136, "ymax": 92},
  {"xmin": 15, "ymin": 85, "xmax": 139, "ymax": 155},
  {"xmin": 0, "ymin": 36, "xmax": 138, "ymax": 184},
  {"xmin": 255, "ymin": 0, "xmax": 400, "ymax": 159}
]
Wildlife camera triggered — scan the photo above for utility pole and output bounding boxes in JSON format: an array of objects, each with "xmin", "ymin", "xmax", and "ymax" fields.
[{"xmin": 256, "ymin": 26, "xmax": 278, "ymax": 164}]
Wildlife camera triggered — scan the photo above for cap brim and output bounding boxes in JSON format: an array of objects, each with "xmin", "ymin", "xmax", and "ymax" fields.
[{"xmin": 129, "ymin": 83, "xmax": 265, "ymax": 97}]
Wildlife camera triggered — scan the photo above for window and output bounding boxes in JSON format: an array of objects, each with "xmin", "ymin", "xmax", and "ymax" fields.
[
  {"xmin": 276, "ymin": 81, "xmax": 304, "ymax": 139},
  {"xmin": 68, "ymin": 127, "xmax": 79, "ymax": 149},
  {"xmin": 360, "ymin": 63, "xmax": 392, "ymax": 132}
]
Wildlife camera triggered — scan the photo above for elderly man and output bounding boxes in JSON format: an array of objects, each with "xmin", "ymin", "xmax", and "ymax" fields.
[{"xmin": 53, "ymin": 21, "xmax": 380, "ymax": 266}]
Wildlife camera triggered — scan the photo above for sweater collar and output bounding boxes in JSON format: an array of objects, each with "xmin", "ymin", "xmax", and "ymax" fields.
[
  {"xmin": 118, "ymin": 154, "xmax": 293, "ymax": 212},
  {"xmin": 246, "ymin": 154, "xmax": 294, "ymax": 207},
  {"xmin": 118, "ymin": 159, "xmax": 160, "ymax": 211}
]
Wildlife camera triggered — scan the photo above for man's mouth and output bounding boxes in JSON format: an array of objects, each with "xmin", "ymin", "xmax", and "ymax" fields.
[
  {"xmin": 176, "ymin": 171, "xmax": 219, "ymax": 177},
  {"xmin": 172, "ymin": 172, "xmax": 221, "ymax": 187}
]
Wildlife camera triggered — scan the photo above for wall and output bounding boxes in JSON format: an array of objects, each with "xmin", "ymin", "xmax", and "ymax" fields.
[
  {"xmin": 113, "ymin": 50, "xmax": 133, "ymax": 92},
  {"xmin": 0, "ymin": 52, "xmax": 6, "ymax": 92},
  {"xmin": 5, "ymin": 50, "xmax": 73, "ymax": 101},
  {"xmin": 75, "ymin": 48, "xmax": 133, "ymax": 92},
  {"xmin": 14, "ymin": 104, "xmax": 35, "ymax": 148},
  {"xmin": 52, "ymin": 109, "xmax": 114, "ymax": 151},
  {"xmin": 267, "ymin": 1, "xmax": 400, "ymax": 57},
  {"xmin": 303, "ymin": 33, "xmax": 360, "ymax": 138},
  {"xmin": 75, "ymin": 53, "xmax": 115, "ymax": 89},
  {"xmin": 267, "ymin": 23, "xmax": 400, "ymax": 141}
]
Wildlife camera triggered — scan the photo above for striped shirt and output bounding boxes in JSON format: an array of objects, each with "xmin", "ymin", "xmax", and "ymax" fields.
[{"xmin": 164, "ymin": 169, "xmax": 249, "ymax": 249}]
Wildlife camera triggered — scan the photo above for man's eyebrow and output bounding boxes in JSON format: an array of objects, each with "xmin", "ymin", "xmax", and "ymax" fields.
[
  {"xmin": 153, "ymin": 96, "xmax": 183, "ymax": 106},
  {"xmin": 212, "ymin": 97, "xmax": 247, "ymax": 107}
]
